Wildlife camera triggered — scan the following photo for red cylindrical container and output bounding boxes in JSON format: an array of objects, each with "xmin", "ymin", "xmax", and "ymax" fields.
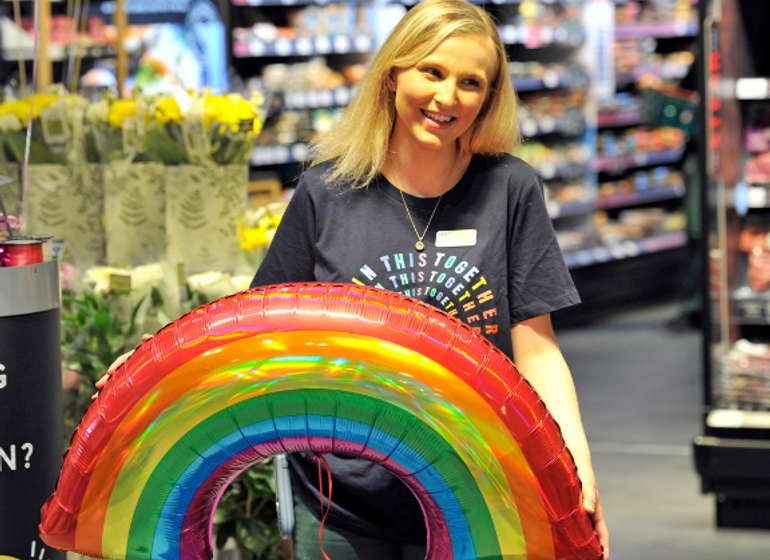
[{"xmin": 0, "ymin": 236, "xmax": 51, "ymax": 267}]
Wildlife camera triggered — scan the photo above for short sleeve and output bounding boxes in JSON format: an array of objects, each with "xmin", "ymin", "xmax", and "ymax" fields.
[
  {"xmin": 507, "ymin": 174, "xmax": 580, "ymax": 323},
  {"xmin": 250, "ymin": 176, "xmax": 317, "ymax": 288}
]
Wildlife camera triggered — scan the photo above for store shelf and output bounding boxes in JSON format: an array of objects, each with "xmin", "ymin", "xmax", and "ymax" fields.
[
  {"xmin": 251, "ymin": 143, "xmax": 308, "ymax": 166},
  {"xmin": 733, "ymin": 287, "xmax": 770, "ymax": 325},
  {"xmin": 615, "ymin": 21, "xmax": 699, "ymax": 39},
  {"xmin": 734, "ymin": 182, "xmax": 770, "ymax": 213},
  {"xmin": 514, "ymin": 75, "xmax": 567, "ymax": 92},
  {"xmin": 1, "ymin": 43, "xmax": 116, "ymax": 62},
  {"xmin": 231, "ymin": 0, "xmax": 537, "ymax": 5},
  {"xmin": 735, "ymin": 78, "xmax": 770, "ymax": 100},
  {"xmin": 498, "ymin": 25, "xmax": 582, "ymax": 48},
  {"xmin": 278, "ymin": 86, "xmax": 357, "ymax": 110},
  {"xmin": 233, "ymin": 35, "xmax": 373, "ymax": 58},
  {"xmin": 563, "ymin": 230, "xmax": 687, "ymax": 269},
  {"xmin": 707, "ymin": 410, "xmax": 770, "ymax": 430},
  {"xmin": 520, "ymin": 115, "xmax": 586, "ymax": 138},
  {"xmin": 547, "ymin": 200, "xmax": 595, "ymax": 219},
  {"xmin": 616, "ymin": 64, "xmax": 692, "ymax": 87},
  {"xmin": 597, "ymin": 183, "xmax": 686, "ymax": 209},
  {"xmin": 597, "ymin": 110, "xmax": 641, "ymax": 128},
  {"xmin": 595, "ymin": 148, "xmax": 685, "ymax": 173}
]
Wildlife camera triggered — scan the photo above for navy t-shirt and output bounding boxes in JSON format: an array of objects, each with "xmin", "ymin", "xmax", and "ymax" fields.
[{"xmin": 250, "ymin": 152, "xmax": 580, "ymax": 544}]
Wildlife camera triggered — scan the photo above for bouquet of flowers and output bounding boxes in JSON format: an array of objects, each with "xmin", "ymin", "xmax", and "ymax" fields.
[
  {"xmin": 0, "ymin": 87, "xmax": 88, "ymax": 164},
  {"xmin": 144, "ymin": 89, "xmax": 264, "ymax": 166},
  {"xmin": 85, "ymin": 94, "xmax": 156, "ymax": 163}
]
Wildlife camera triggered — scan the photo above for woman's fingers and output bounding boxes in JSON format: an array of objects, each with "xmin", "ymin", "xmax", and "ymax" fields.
[
  {"xmin": 577, "ymin": 464, "xmax": 608, "ymax": 558},
  {"xmin": 92, "ymin": 334, "xmax": 154, "ymax": 397},
  {"xmin": 591, "ymin": 497, "xmax": 610, "ymax": 559}
]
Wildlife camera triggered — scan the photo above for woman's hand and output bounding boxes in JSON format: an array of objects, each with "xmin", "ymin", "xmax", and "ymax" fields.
[
  {"xmin": 510, "ymin": 315, "xmax": 609, "ymax": 558},
  {"xmin": 93, "ymin": 334, "xmax": 153, "ymax": 396},
  {"xmin": 578, "ymin": 461, "xmax": 609, "ymax": 559}
]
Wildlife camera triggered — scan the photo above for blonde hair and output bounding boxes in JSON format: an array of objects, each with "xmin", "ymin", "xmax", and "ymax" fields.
[{"xmin": 309, "ymin": 0, "xmax": 520, "ymax": 188}]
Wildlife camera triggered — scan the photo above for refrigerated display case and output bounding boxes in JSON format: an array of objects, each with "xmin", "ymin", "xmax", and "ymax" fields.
[{"xmin": 694, "ymin": 0, "xmax": 770, "ymax": 529}]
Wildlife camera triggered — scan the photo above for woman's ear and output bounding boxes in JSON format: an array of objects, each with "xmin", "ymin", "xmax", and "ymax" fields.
[{"xmin": 386, "ymin": 70, "xmax": 397, "ymax": 93}]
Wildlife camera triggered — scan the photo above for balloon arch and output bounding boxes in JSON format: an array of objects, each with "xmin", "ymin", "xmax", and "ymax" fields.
[{"xmin": 40, "ymin": 283, "xmax": 602, "ymax": 560}]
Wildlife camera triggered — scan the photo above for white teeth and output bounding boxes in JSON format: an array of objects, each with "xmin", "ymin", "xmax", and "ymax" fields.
[{"xmin": 423, "ymin": 110, "xmax": 453, "ymax": 123}]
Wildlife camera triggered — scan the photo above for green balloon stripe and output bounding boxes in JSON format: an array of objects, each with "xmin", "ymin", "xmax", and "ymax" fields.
[{"xmin": 126, "ymin": 389, "xmax": 502, "ymax": 560}]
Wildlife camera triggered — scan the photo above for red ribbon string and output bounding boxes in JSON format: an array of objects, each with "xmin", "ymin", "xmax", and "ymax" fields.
[{"xmin": 315, "ymin": 454, "xmax": 333, "ymax": 560}]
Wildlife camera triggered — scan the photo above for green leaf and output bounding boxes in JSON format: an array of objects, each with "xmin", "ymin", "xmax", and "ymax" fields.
[{"xmin": 236, "ymin": 518, "xmax": 263, "ymax": 553}]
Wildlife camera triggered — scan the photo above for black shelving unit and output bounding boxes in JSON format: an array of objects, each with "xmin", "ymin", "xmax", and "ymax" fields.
[{"xmin": 693, "ymin": 0, "xmax": 770, "ymax": 530}]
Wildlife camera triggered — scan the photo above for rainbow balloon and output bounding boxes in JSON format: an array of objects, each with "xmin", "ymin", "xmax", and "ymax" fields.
[{"xmin": 40, "ymin": 283, "xmax": 602, "ymax": 560}]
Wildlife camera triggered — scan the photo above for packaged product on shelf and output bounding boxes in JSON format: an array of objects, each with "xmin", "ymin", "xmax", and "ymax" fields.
[
  {"xmin": 745, "ymin": 128, "xmax": 770, "ymax": 153},
  {"xmin": 746, "ymin": 152, "xmax": 770, "ymax": 185},
  {"xmin": 739, "ymin": 223, "xmax": 770, "ymax": 292},
  {"xmin": 721, "ymin": 339, "xmax": 770, "ymax": 408}
]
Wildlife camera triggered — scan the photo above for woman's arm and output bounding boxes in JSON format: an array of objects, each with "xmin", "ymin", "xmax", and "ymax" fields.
[{"xmin": 511, "ymin": 313, "xmax": 609, "ymax": 559}]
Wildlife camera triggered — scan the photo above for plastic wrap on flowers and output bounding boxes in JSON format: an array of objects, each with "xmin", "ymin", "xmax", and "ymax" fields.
[
  {"xmin": 0, "ymin": 163, "xmax": 21, "ymax": 218},
  {"xmin": 40, "ymin": 283, "xmax": 603, "ymax": 560}
]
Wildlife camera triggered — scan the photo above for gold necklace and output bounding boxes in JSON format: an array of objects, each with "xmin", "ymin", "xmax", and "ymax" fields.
[{"xmin": 399, "ymin": 189, "xmax": 441, "ymax": 252}]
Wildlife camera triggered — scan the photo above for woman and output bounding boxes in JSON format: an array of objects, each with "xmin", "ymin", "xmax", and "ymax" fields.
[
  {"xmin": 99, "ymin": 0, "xmax": 608, "ymax": 557},
  {"xmin": 250, "ymin": 0, "xmax": 609, "ymax": 559}
]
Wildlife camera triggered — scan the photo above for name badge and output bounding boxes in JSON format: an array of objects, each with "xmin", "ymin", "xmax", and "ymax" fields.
[{"xmin": 435, "ymin": 229, "xmax": 477, "ymax": 248}]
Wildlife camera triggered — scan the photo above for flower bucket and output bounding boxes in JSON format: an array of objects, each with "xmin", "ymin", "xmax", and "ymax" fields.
[
  {"xmin": 24, "ymin": 164, "xmax": 105, "ymax": 266},
  {"xmin": 166, "ymin": 164, "xmax": 248, "ymax": 275},
  {"xmin": 104, "ymin": 162, "xmax": 166, "ymax": 267}
]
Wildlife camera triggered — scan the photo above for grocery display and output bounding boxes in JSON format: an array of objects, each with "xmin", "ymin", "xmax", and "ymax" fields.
[
  {"xmin": 1, "ymin": 1, "xmax": 700, "ymax": 283},
  {"xmin": 693, "ymin": 0, "xmax": 770, "ymax": 531}
]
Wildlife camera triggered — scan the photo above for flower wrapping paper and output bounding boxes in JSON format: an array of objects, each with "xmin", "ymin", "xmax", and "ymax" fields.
[
  {"xmin": 25, "ymin": 164, "xmax": 105, "ymax": 266},
  {"xmin": 104, "ymin": 162, "xmax": 166, "ymax": 267},
  {"xmin": 166, "ymin": 164, "xmax": 248, "ymax": 275}
]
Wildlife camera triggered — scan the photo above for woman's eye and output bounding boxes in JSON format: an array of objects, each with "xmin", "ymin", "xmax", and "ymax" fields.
[
  {"xmin": 423, "ymin": 67, "xmax": 442, "ymax": 78},
  {"xmin": 463, "ymin": 79, "xmax": 481, "ymax": 87}
]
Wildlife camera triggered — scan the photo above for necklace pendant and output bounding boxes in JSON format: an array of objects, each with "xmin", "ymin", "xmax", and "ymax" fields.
[{"xmin": 415, "ymin": 241, "xmax": 425, "ymax": 252}]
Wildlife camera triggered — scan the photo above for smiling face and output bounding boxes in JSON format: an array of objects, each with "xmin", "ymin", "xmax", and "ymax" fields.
[{"xmin": 388, "ymin": 35, "xmax": 496, "ymax": 157}]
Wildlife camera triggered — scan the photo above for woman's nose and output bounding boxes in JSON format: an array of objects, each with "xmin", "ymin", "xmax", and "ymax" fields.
[{"xmin": 434, "ymin": 80, "xmax": 458, "ymax": 106}]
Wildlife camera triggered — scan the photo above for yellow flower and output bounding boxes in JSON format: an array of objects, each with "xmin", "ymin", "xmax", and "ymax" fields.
[
  {"xmin": 240, "ymin": 225, "xmax": 269, "ymax": 250},
  {"xmin": 0, "ymin": 94, "xmax": 58, "ymax": 122},
  {"xmin": 155, "ymin": 97, "xmax": 182, "ymax": 126},
  {"xmin": 203, "ymin": 93, "xmax": 258, "ymax": 132},
  {"xmin": 108, "ymin": 99, "xmax": 138, "ymax": 128}
]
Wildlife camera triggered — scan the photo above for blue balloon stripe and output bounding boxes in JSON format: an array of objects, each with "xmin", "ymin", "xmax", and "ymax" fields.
[{"xmin": 153, "ymin": 415, "xmax": 475, "ymax": 560}]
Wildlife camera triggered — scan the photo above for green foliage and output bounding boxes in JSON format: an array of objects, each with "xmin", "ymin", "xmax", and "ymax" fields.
[
  {"xmin": 3, "ymin": 128, "xmax": 65, "ymax": 164},
  {"xmin": 143, "ymin": 126, "xmax": 189, "ymax": 165},
  {"xmin": 60, "ymin": 290, "xmax": 143, "ymax": 445},
  {"xmin": 214, "ymin": 459, "xmax": 285, "ymax": 560}
]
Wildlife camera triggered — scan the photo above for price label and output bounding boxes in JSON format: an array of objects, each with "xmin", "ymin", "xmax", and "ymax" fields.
[
  {"xmin": 333, "ymin": 35, "xmax": 351, "ymax": 53},
  {"xmin": 354, "ymin": 35, "xmax": 372, "ymax": 52},
  {"xmin": 109, "ymin": 274, "xmax": 131, "ymax": 294},
  {"xmin": 543, "ymin": 69, "xmax": 560, "ymax": 89},
  {"xmin": 275, "ymin": 38, "xmax": 292, "ymax": 57},
  {"xmin": 296, "ymin": 37, "xmax": 313, "ymax": 56},
  {"xmin": 249, "ymin": 40, "xmax": 266, "ymax": 57},
  {"xmin": 315, "ymin": 36, "xmax": 332, "ymax": 54},
  {"xmin": 318, "ymin": 89, "xmax": 333, "ymax": 106}
]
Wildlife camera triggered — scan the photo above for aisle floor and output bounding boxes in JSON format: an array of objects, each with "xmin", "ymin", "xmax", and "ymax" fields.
[{"xmin": 557, "ymin": 303, "xmax": 770, "ymax": 559}]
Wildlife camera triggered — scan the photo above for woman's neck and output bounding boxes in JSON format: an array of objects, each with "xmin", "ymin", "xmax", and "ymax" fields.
[{"xmin": 384, "ymin": 142, "xmax": 472, "ymax": 198}]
